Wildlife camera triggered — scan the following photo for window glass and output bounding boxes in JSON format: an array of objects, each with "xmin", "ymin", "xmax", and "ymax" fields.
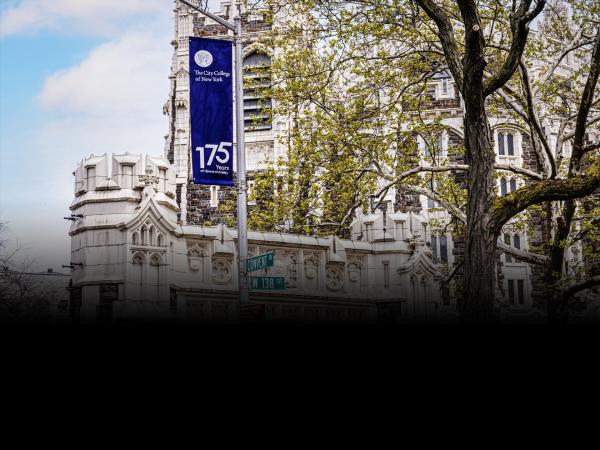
[
  {"xmin": 513, "ymin": 234, "xmax": 521, "ymax": 250},
  {"xmin": 243, "ymin": 52, "xmax": 272, "ymax": 131},
  {"xmin": 504, "ymin": 234, "xmax": 512, "ymax": 263},
  {"xmin": 428, "ymin": 179, "xmax": 437, "ymax": 208},
  {"xmin": 431, "ymin": 235, "xmax": 438, "ymax": 261},
  {"xmin": 507, "ymin": 133, "xmax": 514, "ymax": 156},
  {"xmin": 440, "ymin": 235, "xmax": 448, "ymax": 263},
  {"xmin": 510, "ymin": 178, "xmax": 517, "ymax": 192},
  {"xmin": 498, "ymin": 132, "xmax": 505, "ymax": 155},
  {"xmin": 500, "ymin": 178, "xmax": 507, "ymax": 196},
  {"xmin": 508, "ymin": 280, "xmax": 515, "ymax": 305},
  {"xmin": 517, "ymin": 280, "xmax": 525, "ymax": 305}
]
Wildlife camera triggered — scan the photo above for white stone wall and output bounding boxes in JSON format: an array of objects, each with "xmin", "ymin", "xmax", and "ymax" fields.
[{"xmin": 69, "ymin": 153, "xmax": 449, "ymax": 323}]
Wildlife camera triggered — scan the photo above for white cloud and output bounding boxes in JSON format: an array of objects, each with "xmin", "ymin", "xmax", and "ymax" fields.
[
  {"xmin": 0, "ymin": 0, "xmax": 167, "ymax": 36},
  {"xmin": 38, "ymin": 31, "xmax": 172, "ymax": 116},
  {"xmin": 2, "ymin": 21, "xmax": 174, "ymax": 270}
]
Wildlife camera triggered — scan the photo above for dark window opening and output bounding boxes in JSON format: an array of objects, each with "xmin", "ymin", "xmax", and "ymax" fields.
[
  {"xmin": 504, "ymin": 234, "xmax": 512, "ymax": 263},
  {"xmin": 508, "ymin": 279, "xmax": 515, "ymax": 305},
  {"xmin": 517, "ymin": 280, "xmax": 525, "ymax": 305},
  {"xmin": 507, "ymin": 133, "xmax": 514, "ymax": 156},
  {"xmin": 440, "ymin": 235, "xmax": 448, "ymax": 263}
]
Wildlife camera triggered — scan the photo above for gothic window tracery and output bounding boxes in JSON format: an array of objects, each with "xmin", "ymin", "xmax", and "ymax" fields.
[
  {"xmin": 495, "ymin": 129, "xmax": 522, "ymax": 166},
  {"xmin": 243, "ymin": 51, "xmax": 272, "ymax": 131}
]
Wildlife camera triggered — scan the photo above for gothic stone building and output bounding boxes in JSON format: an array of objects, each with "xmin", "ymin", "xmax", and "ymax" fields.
[
  {"xmin": 163, "ymin": 1, "xmax": 550, "ymax": 316},
  {"xmin": 66, "ymin": 1, "xmax": 599, "ymax": 323}
]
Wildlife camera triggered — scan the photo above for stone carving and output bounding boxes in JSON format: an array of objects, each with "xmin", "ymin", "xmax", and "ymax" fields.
[
  {"xmin": 284, "ymin": 250, "xmax": 298, "ymax": 288},
  {"xmin": 187, "ymin": 242, "xmax": 207, "ymax": 272},
  {"xmin": 139, "ymin": 164, "xmax": 159, "ymax": 188},
  {"xmin": 212, "ymin": 257, "xmax": 233, "ymax": 284},
  {"xmin": 150, "ymin": 253, "xmax": 162, "ymax": 266},
  {"xmin": 347, "ymin": 256, "xmax": 363, "ymax": 284},
  {"xmin": 326, "ymin": 266, "xmax": 344, "ymax": 291},
  {"xmin": 304, "ymin": 252, "xmax": 320, "ymax": 281}
]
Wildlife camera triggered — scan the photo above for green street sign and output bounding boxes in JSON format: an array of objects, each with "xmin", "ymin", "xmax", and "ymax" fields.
[
  {"xmin": 247, "ymin": 252, "xmax": 274, "ymax": 273},
  {"xmin": 250, "ymin": 277, "xmax": 286, "ymax": 290}
]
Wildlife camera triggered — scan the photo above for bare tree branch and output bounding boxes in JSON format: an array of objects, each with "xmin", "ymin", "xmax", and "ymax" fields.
[
  {"xmin": 496, "ymin": 240, "xmax": 549, "ymax": 265},
  {"xmin": 484, "ymin": 0, "xmax": 547, "ymax": 97},
  {"xmin": 415, "ymin": 0, "xmax": 464, "ymax": 92},
  {"xmin": 494, "ymin": 163, "xmax": 544, "ymax": 180},
  {"xmin": 563, "ymin": 276, "xmax": 600, "ymax": 300},
  {"xmin": 405, "ymin": 184, "xmax": 467, "ymax": 223},
  {"xmin": 518, "ymin": 59, "xmax": 557, "ymax": 177},
  {"xmin": 490, "ymin": 166, "xmax": 600, "ymax": 230}
]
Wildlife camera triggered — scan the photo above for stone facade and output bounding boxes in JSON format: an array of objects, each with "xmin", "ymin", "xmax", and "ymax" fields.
[
  {"xmin": 66, "ymin": 1, "xmax": 600, "ymax": 322},
  {"xmin": 68, "ymin": 153, "xmax": 447, "ymax": 323},
  {"xmin": 162, "ymin": 1, "xmax": 597, "ymax": 318}
]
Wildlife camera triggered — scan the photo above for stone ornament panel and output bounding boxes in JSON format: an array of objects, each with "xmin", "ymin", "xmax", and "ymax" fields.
[
  {"xmin": 326, "ymin": 266, "xmax": 344, "ymax": 291},
  {"xmin": 212, "ymin": 257, "xmax": 233, "ymax": 284},
  {"xmin": 187, "ymin": 240, "xmax": 208, "ymax": 272},
  {"xmin": 303, "ymin": 251, "xmax": 321, "ymax": 281},
  {"xmin": 346, "ymin": 255, "xmax": 364, "ymax": 285}
]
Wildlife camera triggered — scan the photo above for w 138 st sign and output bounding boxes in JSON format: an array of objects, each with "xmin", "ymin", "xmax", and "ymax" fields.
[{"xmin": 189, "ymin": 37, "xmax": 234, "ymax": 186}]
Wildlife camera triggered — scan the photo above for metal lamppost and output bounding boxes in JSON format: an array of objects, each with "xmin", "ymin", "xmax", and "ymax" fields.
[{"xmin": 180, "ymin": 0, "xmax": 249, "ymax": 306}]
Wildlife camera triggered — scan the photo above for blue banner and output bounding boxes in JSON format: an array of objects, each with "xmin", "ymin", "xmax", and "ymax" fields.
[{"xmin": 189, "ymin": 37, "xmax": 234, "ymax": 186}]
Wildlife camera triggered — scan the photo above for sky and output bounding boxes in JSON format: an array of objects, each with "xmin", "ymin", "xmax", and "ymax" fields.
[{"xmin": 0, "ymin": 0, "xmax": 220, "ymax": 272}]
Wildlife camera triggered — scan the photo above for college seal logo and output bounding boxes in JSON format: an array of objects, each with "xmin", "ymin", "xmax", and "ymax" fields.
[{"xmin": 194, "ymin": 50, "xmax": 213, "ymax": 68}]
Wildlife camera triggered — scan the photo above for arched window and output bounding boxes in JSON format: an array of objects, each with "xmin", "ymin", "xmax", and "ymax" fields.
[
  {"xmin": 157, "ymin": 234, "xmax": 163, "ymax": 247},
  {"xmin": 418, "ymin": 133, "xmax": 446, "ymax": 162},
  {"xmin": 149, "ymin": 226, "xmax": 155, "ymax": 246},
  {"xmin": 504, "ymin": 233, "xmax": 522, "ymax": 264},
  {"xmin": 132, "ymin": 232, "xmax": 139, "ymax": 245},
  {"xmin": 431, "ymin": 234, "xmax": 448, "ymax": 264},
  {"xmin": 141, "ymin": 225, "xmax": 148, "ymax": 245},
  {"xmin": 243, "ymin": 51, "xmax": 272, "ymax": 131},
  {"xmin": 497, "ymin": 131, "xmax": 515, "ymax": 156},
  {"xmin": 496, "ymin": 129, "xmax": 522, "ymax": 166},
  {"xmin": 132, "ymin": 252, "xmax": 145, "ymax": 265},
  {"xmin": 432, "ymin": 70, "xmax": 454, "ymax": 100},
  {"xmin": 500, "ymin": 177, "xmax": 518, "ymax": 196}
]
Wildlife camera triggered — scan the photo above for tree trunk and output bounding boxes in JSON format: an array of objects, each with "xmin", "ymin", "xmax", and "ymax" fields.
[
  {"xmin": 545, "ymin": 199, "xmax": 576, "ymax": 323},
  {"xmin": 546, "ymin": 245, "xmax": 568, "ymax": 324},
  {"xmin": 461, "ymin": 102, "xmax": 499, "ymax": 322},
  {"xmin": 460, "ymin": 26, "xmax": 498, "ymax": 321}
]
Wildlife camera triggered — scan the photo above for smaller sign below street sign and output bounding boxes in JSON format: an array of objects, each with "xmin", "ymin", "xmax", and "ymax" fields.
[
  {"xmin": 247, "ymin": 252, "xmax": 275, "ymax": 272},
  {"xmin": 250, "ymin": 276, "xmax": 286, "ymax": 290}
]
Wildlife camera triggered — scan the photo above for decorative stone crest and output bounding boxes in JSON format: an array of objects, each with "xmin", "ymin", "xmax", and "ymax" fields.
[
  {"xmin": 212, "ymin": 257, "xmax": 233, "ymax": 284},
  {"xmin": 326, "ymin": 266, "xmax": 344, "ymax": 291},
  {"xmin": 347, "ymin": 256, "xmax": 364, "ymax": 284},
  {"xmin": 187, "ymin": 242, "xmax": 207, "ymax": 272},
  {"xmin": 139, "ymin": 163, "xmax": 160, "ymax": 189},
  {"xmin": 304, "ymin": 252, "xmax": 321, "ymax": 280}
]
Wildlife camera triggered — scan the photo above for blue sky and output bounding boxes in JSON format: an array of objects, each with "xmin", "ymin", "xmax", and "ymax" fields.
[{"xmin": 0, "ymin": 0, "xmax": 220, "ymax": 271}]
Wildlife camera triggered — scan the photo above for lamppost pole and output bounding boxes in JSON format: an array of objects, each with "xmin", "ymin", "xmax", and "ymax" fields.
[{"xmin": 179, "ymin": 0, "xmax": 249, "ymax": 306}]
